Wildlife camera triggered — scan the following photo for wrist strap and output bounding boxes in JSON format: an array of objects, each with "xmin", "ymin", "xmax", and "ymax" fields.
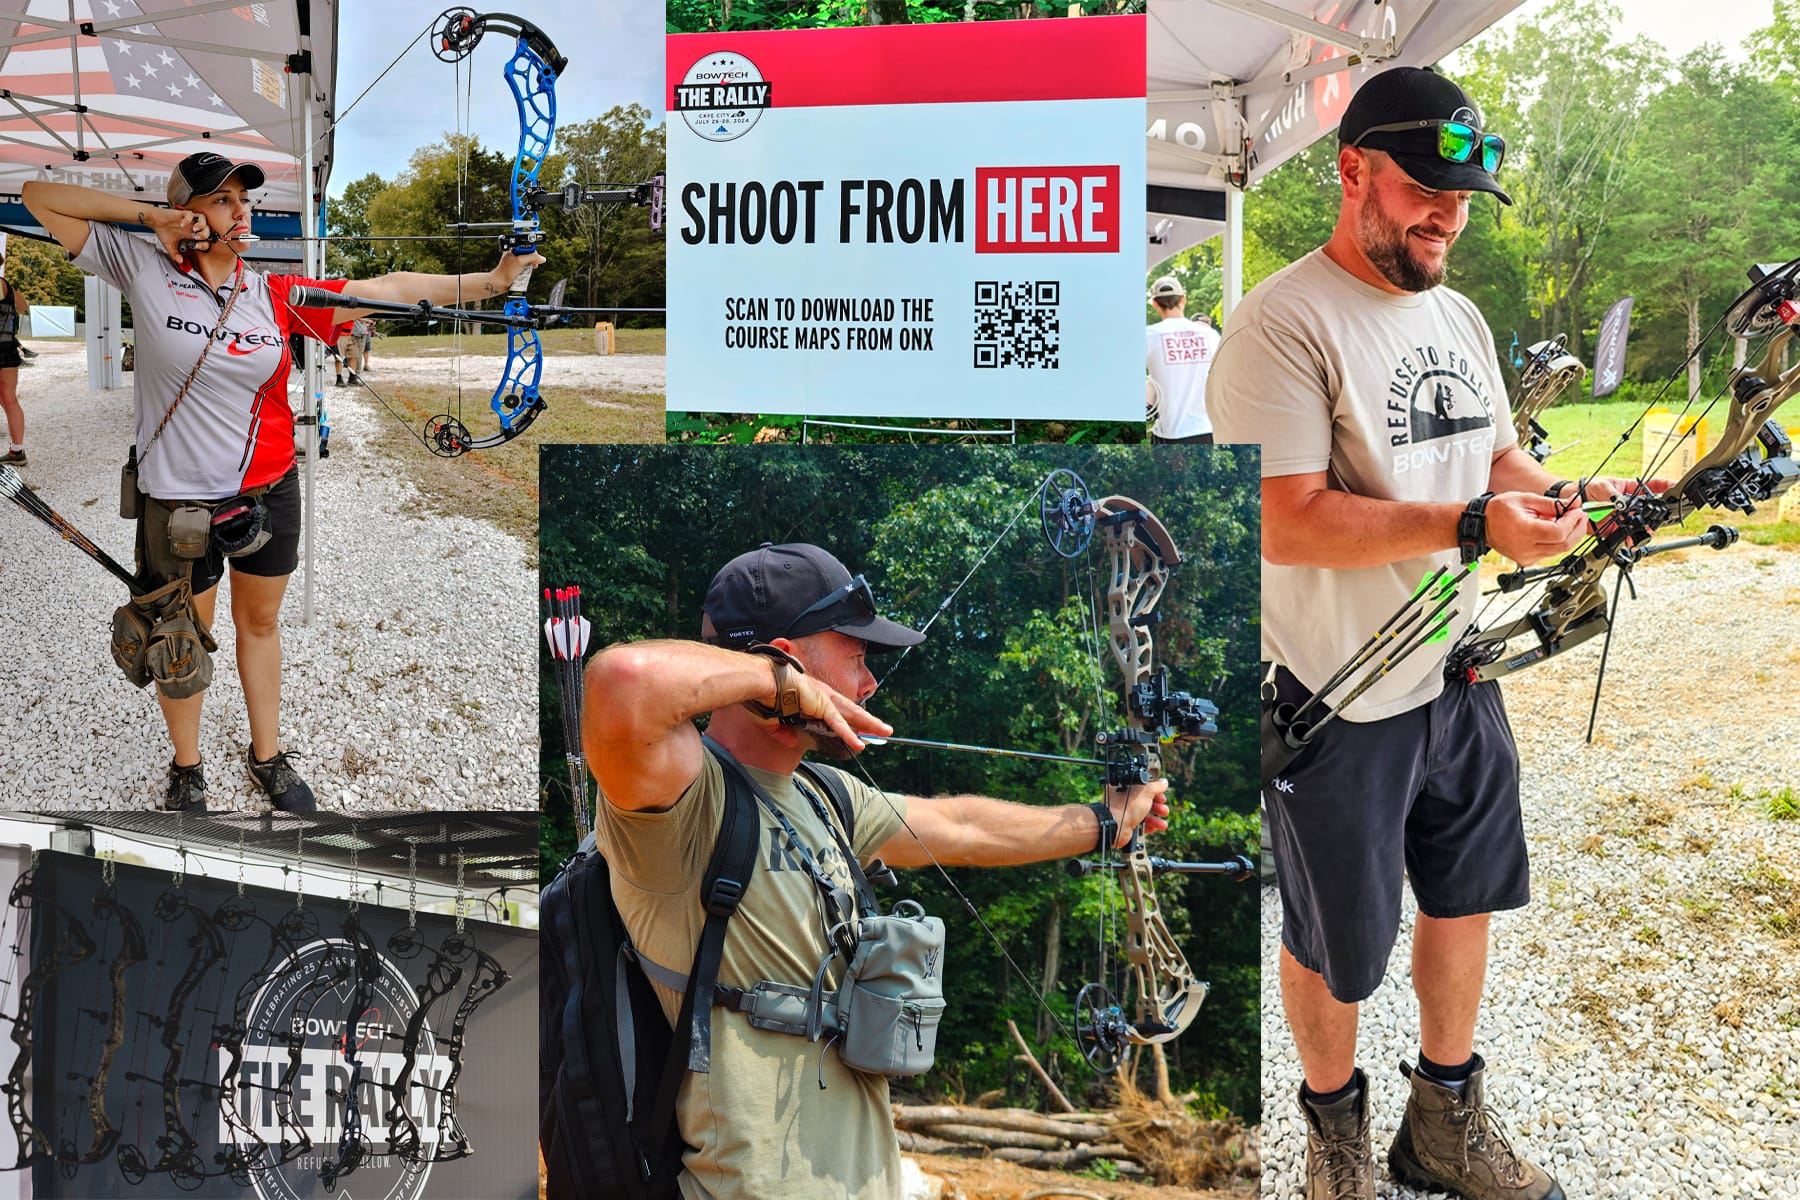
[
  {"xmin": 1458, "ymin": 492, "xmax": 1496, "ymax": 565},
  {"xmin": 1544, "ymin": 479, "xmax": 1574, "ymax": 500},
  {"xmin": 1087, "ymin": 801, "xmax": 1117, "ymax": 855},
  {"xmin": 742, "ymin": 644, "xmax": 807, "ymax": 722}
]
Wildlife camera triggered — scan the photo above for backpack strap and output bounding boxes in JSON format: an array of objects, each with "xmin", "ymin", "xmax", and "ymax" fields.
[
  {"xmin": 793, "ymin": 761, "xmax": 878, "ymax": 919},
  {"xmin": 635, "ymin": 739, "xmax": 761, "ymax": 1180}
]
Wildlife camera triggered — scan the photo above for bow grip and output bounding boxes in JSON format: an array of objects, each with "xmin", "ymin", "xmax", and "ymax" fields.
[{"xmin": 287, "ymin": 284, "xmax": 348, "ymax": 309}]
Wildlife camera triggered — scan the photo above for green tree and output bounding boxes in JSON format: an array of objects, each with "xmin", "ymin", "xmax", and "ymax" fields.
[
  {"xmin": 1598, "ymin": 49, "xmax": 1791, "ymax": 396},
  {"xmin": 554, "ymin": 106, "xmax": 668, "ymax": 320},
  {"xmin": 1458, "ymin": 0, "xmax": 1665, "ymax": 360}
]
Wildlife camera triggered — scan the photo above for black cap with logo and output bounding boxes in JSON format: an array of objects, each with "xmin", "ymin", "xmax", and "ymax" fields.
[
  {"xmin": 1339, "ymin": 67, "xmax": 1512, "ymax": 205},
  {"xmin": 167, "ymin": 152, "xmax": 266, "ymax": 206},
  {"xmin": 701, "ymin": 543, "xmax": 924, "ymax": 653}
]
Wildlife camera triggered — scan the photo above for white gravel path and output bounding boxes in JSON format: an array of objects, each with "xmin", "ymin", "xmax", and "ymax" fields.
[
  {"xmin": 0, "ymin": 342, "xmax": 539, "ymax": 811},
  {"xmin": 1261, "ymin": 544, "xmax": 1800, "ymax": 1199}
]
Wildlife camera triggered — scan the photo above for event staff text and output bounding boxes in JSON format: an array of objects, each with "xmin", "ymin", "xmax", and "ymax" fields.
[{"xmin": 680, "ymin": 168, "xmax": 1120, "ymax": 251}]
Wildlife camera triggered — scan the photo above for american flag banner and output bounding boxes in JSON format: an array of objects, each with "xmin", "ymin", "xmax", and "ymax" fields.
[{"xmin": 0, "ymin": 0, "xmax": 337, "ymax": 220}]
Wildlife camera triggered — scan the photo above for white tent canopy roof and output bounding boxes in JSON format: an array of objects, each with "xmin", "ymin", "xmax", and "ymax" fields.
[
  {"xmin": 0, "ymin": 0, "xmax": 338, "ymax": 254},
  {"xmin": 1147, "ymin": 0, "xmax": 1521, "ymax": 269}
]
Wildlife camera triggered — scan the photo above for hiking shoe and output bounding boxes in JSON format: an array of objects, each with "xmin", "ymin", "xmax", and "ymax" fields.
[
  {"xmin": 164, "ymin": 758, "xmax": 208, "ymax": 812},
  {"xmin": 346, "ymin": 371, "xmax": 360, "ymax": 385},
  {"xmin": 334, "ymin": 376, "xmax": 345, "ymax": 387},
  {"xmin": 1389, "ymin": 1055, "xmax": 1564, "ymax": 1200},
  {"xmin": 247, "ymin": 749, "xmax": 318, "ymax": 813},
  {"xmin": 1301, "ymin": 1070, "xmax": 1374, "ymax": 1200},
  {"xmin": 0, "ymin": 450, "xmax": 25, "ymax": 467}
]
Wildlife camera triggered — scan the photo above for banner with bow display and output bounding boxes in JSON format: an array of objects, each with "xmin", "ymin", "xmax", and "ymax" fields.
[
  {"xmin": 666, "ymin": 17, "xmax": 1147, "ymax": 419},
  {"xmin": 2, "ymin": 849, "xmax": 535, "ymax": 1198}
]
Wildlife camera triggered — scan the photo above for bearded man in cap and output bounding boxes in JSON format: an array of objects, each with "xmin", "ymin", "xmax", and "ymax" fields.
[
  {"xmin": 1145, "ymin": 275, "xmax": 1220, "ymax": 444},
  {"xmin": 582, "ymin": 542, "xmax": 1174, "ymax": 1200},
  {"xmin": 1211, "ymin": 67, "xmax": 1665, "ymax": 1200},
  {"xmin": 23, "ymin": 154, "xmax": 541, "ymax": 812}
]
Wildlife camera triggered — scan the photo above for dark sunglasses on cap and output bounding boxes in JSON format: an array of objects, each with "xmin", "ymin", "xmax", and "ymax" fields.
[
  {"xmin": 781, "ymin": 574, "xmax": 876, "ymax": 636},
  {"xmin": 1351, "ymin": 119, "xmax": 1506, "ymax": 175}
]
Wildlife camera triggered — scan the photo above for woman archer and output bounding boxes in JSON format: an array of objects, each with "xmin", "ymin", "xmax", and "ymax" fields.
[{"xmin": 23, "ymin": 152, "xmax": 540, "ymax": 812}]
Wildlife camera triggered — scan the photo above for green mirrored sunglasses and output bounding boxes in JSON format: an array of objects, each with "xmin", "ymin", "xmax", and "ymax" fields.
[{"xmin": 1352, "ymin": 119, "xmax": 1506, "ymax": 174}]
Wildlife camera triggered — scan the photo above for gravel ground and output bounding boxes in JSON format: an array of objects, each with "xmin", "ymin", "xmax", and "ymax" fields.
[
  {"xmin": 1261, "ymin": 544, "xmax": 1800, "ymax": 1199},
  {"xmin": 0, "ymin": 342, "xmax": 539, "ymax": 811},
  {"xmin": 348, "ymin": 345, "xmax": 666, "ymax": 401}
]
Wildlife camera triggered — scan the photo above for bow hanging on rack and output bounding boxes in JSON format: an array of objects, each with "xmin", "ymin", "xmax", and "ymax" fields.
[
  {"xmin": 378, "ymin": 850, "xmax": 510, "ymax": 1166},
  {"xmin": 811, "ymin": 468, "xmax": 1252, "ymax": 1075},
  {"xmin": 204, "ymin": 858, "xmax": 324, "ymax": 1181},
  {"xmin": 0, "ymin": 854, "xmax": 99, "ymax": 1172},
  {"xmin": 294, "ymin": 8, "xmax": 666, "ymax": 458},
  {"xmin": 117, "ymin": 866, "xmax": 229, "ymax": 1192},
  {"xmin": 53, "ymin": 854, "xmax": 147, "ymax": 1177}
]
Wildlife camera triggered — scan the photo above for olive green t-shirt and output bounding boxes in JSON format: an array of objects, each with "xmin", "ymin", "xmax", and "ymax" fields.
[{"xmin": 596, "ymin": 748, "xmax": 909, "ymax": 1200}]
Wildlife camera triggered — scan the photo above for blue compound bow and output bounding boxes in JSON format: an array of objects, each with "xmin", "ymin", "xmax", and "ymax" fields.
[{"xmin": 296, "ymin": 9, "xmax": 665, "ymax": 457}]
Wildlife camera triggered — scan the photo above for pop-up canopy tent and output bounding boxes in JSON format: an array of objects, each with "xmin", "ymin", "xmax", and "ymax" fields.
[
  {"xmin": 0, "ymin": 0, "xmax": 340, "ymax": 263},
  {"xmin": 1148, "ymin": 0, "xmax": 1521, "ymax": 313}
]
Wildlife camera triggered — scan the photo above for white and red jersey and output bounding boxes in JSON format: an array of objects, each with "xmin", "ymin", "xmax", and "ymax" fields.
[
  {"xmin": 1146, "ymin": 315, "xmax": 1219, "ymax": 439},
  {"xmin": 74, "ymin": 223, "xmax": 344, "ymax": 499}
]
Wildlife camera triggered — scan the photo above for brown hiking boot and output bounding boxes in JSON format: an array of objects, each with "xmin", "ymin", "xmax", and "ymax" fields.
[
  {"xmin": 1300, "ymin": 1069, "xmax": 1374, "ymax": 1199},
  {"xmin": 1388, "ymin": 1055, "xmax": 1565, "ymax": 1199}
]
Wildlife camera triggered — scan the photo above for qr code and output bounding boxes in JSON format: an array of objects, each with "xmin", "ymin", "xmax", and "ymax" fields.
[{"xmin": 973, "ymin": 280, "xmax": 1060, "ymax": 369}]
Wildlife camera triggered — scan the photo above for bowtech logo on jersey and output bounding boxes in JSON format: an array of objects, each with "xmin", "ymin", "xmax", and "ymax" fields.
[
  {"xmin": 679, "ymin": 166, "xmax": 1119, "ymax": 252},
  {"xmin": 164, "ymin": 314, "xmax": 284, "ymax": 354}
]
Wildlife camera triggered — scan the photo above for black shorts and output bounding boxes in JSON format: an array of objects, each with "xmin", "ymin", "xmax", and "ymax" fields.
[
  {"xmin": 1263, "ymin": 664, "xmax": 1529, "ymax": 1004},
  {"xmin": 1151, "ymin": 431, "xmax": 1215, "ymax": 445},
  {"xmin": 0, "ymin": 343, "xmax": 20, "ymax": 370},
  {"xmin": 146, "ymin": 467, "xmax": 302, "ymax": 595}
]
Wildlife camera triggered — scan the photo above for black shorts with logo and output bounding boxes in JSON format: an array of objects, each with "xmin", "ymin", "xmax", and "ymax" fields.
[{"xmin": 1263, "ymin": 664, "xmax": 1529, "ymax": 1004}]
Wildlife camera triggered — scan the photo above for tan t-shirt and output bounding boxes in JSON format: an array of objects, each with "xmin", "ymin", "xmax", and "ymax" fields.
[
  {"xmin": 596, "ymin": 748, "xmax": 909, "ymax": 1200},
  {"xmin": 1209, "ymin": 248, "xmax": 1515, "ymax": 719}
]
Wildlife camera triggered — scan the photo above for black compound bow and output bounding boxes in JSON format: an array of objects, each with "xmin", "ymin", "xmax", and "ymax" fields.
[{"xmin": 54, "ymin": 854, "xmax": 147, "ymax": 1176}]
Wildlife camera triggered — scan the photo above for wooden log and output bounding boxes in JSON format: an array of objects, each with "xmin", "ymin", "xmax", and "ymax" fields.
[
  {"xmin": 895, "ymin": 1131, "xmax": 980, "ymax": 1157},
  {"xmin": 992, "ymin": 1142, "xmax": 1134, "ymax": 1170},
  {"xmin": 919, "ymin": 1124, "xmax": 1066, "ymax": 1152},
  {"xmin": 892, "ymin": 1106, "xmax": 1109, "ymax": 1143}
]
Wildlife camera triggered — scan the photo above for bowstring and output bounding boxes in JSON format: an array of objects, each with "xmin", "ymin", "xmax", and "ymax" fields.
[{"xmin": 1467, "ymin": 307, "xmax": 1784, "ymax": 642}]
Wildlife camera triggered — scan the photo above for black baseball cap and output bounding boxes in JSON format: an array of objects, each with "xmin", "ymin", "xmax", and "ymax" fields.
[
  {"xmin": 1339, "ymin": 67, "xmax": 1512, "ymax": 205},
  {"xmin": 167, "ymin": 152, "xmax": 266, "ymax": 206},
  {"xmin": 702, "ymin": 543, "xmax": 924, "ymax": 653}
]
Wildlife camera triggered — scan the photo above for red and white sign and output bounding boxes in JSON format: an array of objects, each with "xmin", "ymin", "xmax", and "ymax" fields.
[{"xmin": 668, "ymin": 18, "xmax": 1146, "ymax": 419}]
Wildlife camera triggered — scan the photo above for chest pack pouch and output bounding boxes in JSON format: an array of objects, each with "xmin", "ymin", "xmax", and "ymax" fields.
[
  {"xmin": 803, "ymin": 900, "xmax": 945, "ymax": 1079},
  {"xmin": 639, "ymin": 742, "xmax": 949, "ymax": 1085}
]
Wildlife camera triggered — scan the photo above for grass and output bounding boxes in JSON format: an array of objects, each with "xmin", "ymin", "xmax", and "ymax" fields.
[
  {"xmin": 1535, "ymin": 398, "xmax": 1800, "ymax": 547},
  {"xmin": 332, "ymin": 327, "xmax": 663, "ymax": 547}
]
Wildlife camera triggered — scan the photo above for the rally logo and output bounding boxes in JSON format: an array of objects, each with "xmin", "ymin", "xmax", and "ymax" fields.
[
  {"xmin": 675, "ymin": 53, "xmax": 772, "ymax": 143},
  {"xmin": 231, "ymin": 934, "xmax": 448, "ymax": 1200}
]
